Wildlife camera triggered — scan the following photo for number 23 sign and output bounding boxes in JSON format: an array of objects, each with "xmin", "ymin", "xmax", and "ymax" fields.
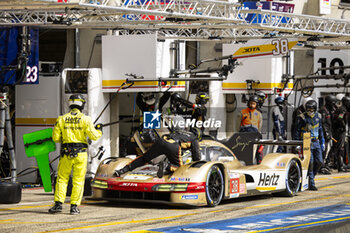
[{"xmin": 25, "ymin": 66, "xmax": 39, "ymax": 83}]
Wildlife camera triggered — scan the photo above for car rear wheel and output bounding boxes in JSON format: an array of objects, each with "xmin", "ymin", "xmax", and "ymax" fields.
[
  {"xmin": 282, "ymin": 160, "xmax": 301, "ymax": 197},
  {"xmin": 205, "ymin": 165, "xmax": 224, "ymax": 207}
]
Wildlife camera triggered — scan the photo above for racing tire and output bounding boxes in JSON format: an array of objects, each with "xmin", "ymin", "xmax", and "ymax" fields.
[
  {"xmin": 282, "ymin": 160, "xmax": 301, "ymax": 197},
  {"xmin": 0, "ymin": 182, "xmax": 22, "ymax": 204},
  {"xmin": 205, "ymin": 165, "xmax": 224, "ymax": 207}
]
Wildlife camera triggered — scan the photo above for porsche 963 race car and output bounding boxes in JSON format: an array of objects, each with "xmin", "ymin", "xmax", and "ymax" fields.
[{"xmin": 91, "ymin": 132, "xmax": 311, "ymax": 207}]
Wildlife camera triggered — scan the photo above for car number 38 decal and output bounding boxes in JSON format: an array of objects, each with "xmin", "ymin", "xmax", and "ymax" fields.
[{"xmin": 230, "ymin": 178, "xmax": 239, "ymax": 194}]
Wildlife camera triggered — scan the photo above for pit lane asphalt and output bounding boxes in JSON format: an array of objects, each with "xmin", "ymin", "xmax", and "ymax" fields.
[{"xmin": 1, "ymin": 171, "xmax": 350, "ymax": 233}]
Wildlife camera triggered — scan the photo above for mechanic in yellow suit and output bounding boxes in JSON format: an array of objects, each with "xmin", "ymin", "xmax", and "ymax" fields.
[{"xmin": 48, "ymin": 94, "xmax": 102, "ymax": 215}]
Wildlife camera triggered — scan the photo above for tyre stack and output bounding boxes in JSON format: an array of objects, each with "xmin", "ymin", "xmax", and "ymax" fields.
[{"xmin": 0, "ymin": 182, "xmax": 22, "ymax": 204}]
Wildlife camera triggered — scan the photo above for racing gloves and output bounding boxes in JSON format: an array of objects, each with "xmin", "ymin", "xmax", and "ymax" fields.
[
  {"xmin": 114, "ymin": 165, "xmax": 130, "ymax": 177},
  {"xmin": 95, "ymin": 123, "xmax": 103, "ymax": 133}
]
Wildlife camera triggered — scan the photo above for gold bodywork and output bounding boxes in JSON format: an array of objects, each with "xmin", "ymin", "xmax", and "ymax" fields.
[{"xmin": 92, "ymin": 133, "xmax": 311, "ymax": 206}]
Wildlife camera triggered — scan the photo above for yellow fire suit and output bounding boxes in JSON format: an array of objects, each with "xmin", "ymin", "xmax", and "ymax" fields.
[{"xmin": 52, "ymin": 108, "xmax": 102, "ymax": 206}]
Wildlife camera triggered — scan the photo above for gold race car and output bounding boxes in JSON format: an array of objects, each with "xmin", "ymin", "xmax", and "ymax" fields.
[{"xmin": 91, "ymin": 132, "xmax": 311, "ymax": 207}]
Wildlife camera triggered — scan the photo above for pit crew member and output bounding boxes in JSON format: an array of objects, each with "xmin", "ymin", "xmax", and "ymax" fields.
[
  {"xmin": 114, "ymin": 127, "xmax": 201, "ymax": 178},
  {"xmin": 294, "ymin": 99, "xmax": 325, "ymax": 191},
  {"xmin": 48, "ymin": 94, "xmax": 102, "ymax": 215}
]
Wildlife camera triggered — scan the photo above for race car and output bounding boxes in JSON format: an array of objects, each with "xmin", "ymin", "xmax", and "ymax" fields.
[{"xmin": 91, "ymin": 132, "xmax": 311, "ymax": 207}]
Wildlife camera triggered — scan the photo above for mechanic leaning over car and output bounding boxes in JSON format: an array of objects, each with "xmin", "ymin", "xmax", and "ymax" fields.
[
  {"xmin": 48, "ymin": 94, "xmax": 102, "ymax": 215},
  {"xmin": 294, "ymin": 99, "xmax": 325, "ymax": 191},
  {"xmin": 114, "ymin": 127, "xmax": 202, "ymax": 178},
  {"xmin": 318, "ymin": 95, "xmax": 337, "ymax": 175},
  {"xmin": 331, "ymin": 94, "xmax": 350, "ymax": 172},
  {"xmin": 272, "ymin": 96, "xmax": 286, "ymax": 152}
]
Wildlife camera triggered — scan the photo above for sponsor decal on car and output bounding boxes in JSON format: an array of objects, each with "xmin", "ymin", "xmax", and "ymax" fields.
[
  {"xmin": 123, "ymin": 174, "xmax": 151, "ymax": 180},
  {"xmin": 229, "ymin": 172, "xmax": 240, "ymax": 179},
  {"xmin": 258, "ymin": 173, "xmax": 280, "ymax": 186},
  {"xmin": 277, "ymin": 162, "xmax": 285, "ymax": 167},
  {"xmin": 256, "ymin": 172, "xmax": 281, "ymax": 191},
  {"xmin": 170, "ymin": 177, "xmax": 191, "ymax": 182},
  {"xmin": 239, "ymin": 183, "xmax": 246, "ymax": 194},
  {"xmin": 180, "ymin": 195, "xmax": 198, "ymax": 200},
  {"xmin": 119, "ymin": 182, "xmax": 138, "ymax": 187},
  {"xmin": 152, "ymin": 178, "xmax": 165, "ymax": 182}
]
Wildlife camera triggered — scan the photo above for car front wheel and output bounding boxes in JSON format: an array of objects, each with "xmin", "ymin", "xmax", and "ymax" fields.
[{"xmin": 205, "ymin": 165, "xmax": 224, "ymax": 207}]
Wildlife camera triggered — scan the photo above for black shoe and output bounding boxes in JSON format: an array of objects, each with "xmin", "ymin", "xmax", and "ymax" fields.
[
  {"xmin": 319, "ymin": 168, "xmax": 331, "ymax": 175},
  {"xmin": 70, "ymin": 204, "xmax": 80, "ymax": 215},
  {"xmin": 48, "ymin": 201, "xmax": 62, "ymax": 214},
  {"xmin": 157, "ymin": 161, "xmax": 164, "ymax": 178},
  {"xmin": 309, "ymin": 185, "xmax": 318, "ymax": 191},
  {"xmin": 338, "ymin": 168, "xmax": 348, "ymax": 172}
]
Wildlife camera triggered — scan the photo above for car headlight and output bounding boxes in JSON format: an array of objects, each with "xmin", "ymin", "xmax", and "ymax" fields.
[
  {"xmin": 92, "ymin": 180, "xmax": 108, "ymax": 189},
  {"xmin": 152, "ymin": 183, "xmax": 188, "ymax": 192}
]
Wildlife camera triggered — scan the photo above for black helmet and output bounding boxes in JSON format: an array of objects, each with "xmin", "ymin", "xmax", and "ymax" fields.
[
  {"xmin": 305, "ymin": 100, "xmax": 317, "ymax": 117},
  {"xmin": 248, "ymin": 95, "xmax": 259, "ymax": 104},
  {"xmin": 325, "ymin": 95, "xmax": 336, "ymax": 108},
  {"xmin": 248, "ymin": 95, "xmax": 259, "ymax": 109},
  {"xmin": 171, "ymin": 93, "xmax": 181, "ymax": 104},
  {"xmin": 69, "ymin": 94, "xmax": 86, "ymax": 110},
  {"xmin": 255, "ymin": 91, "xmax": 266, "ymax": 103},
  {"xmin": 342, "ymin": 96, "xmax": 350, "ymax": 110},
  {"xmin": 275, "ymin": 96, "xmax": 285, "ymax": 105},
  {"xmin": 195, "ymin": 92, "xmax": 209, "ymax": 105}
]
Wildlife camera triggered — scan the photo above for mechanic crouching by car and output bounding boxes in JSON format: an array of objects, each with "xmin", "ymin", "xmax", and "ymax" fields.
[
  {"xmin": 48, "ymin": 94, "xmax": 103, "ymax": 215},
  {"xmin": 114, "ymin": 126, "xmax": 202, "ymax": 178},
  {"xmin": 294, "ymin": 99, "xmax": 325, "ymax": 191}
]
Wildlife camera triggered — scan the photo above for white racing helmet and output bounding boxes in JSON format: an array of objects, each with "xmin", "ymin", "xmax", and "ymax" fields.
[
  {"xmin": 336, "ymin": 93, "xmax": 345, "ymax": 101},
  {"xmin": 336, "ymin": 93, "xmax": 345, "ymax": 107},
  {"xmin": 142, "ymin": 92, "xmax": 156, "ymax": 105},
  {"xmin": 302, "ymin": 97, "xmax": 313, "ymax": 109}
]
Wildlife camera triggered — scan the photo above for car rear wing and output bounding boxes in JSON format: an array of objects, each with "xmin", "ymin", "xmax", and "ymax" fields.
[
  {"xmin": 254, "ymin": 133, "xmax": 311, "ymax": 169},
  {"xmin": 224, "ymin": 132, "xmax": 311, "ymax": 167}
]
